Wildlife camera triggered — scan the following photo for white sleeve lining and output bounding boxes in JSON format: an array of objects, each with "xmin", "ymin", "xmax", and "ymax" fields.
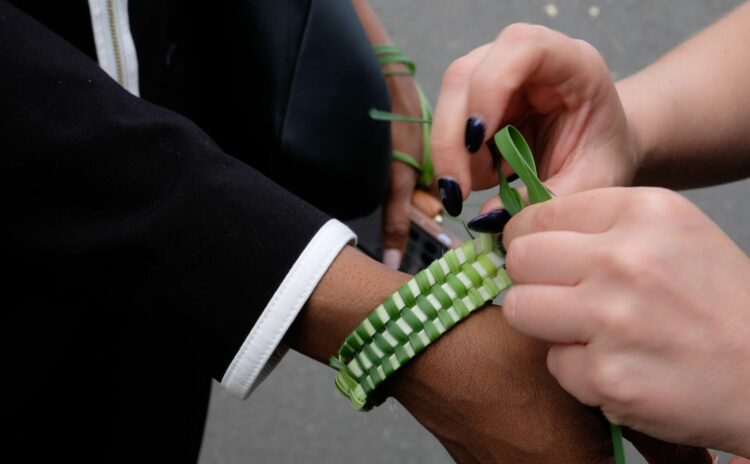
[{"xmin": 221, "ymin": 219, "xmax": 357, "ymax": 399}]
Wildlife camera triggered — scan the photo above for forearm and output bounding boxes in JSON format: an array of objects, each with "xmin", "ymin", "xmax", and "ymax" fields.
[
  {"xmin": 617, "ymin": 1, "xmax": 750, "ymax": 188},
  {"xmin": 351, "ymin": 0, "xmax": 393, "ymax": 45},
  {"xmin": 286, "ymin": 245, "xmax": 409, "ymax": 362},
  {"xmin": 351, "ymin": 0, "xmax": 419, "ymax": 112},
  {"xmin": 287, "ymin": 246, "xmax": 614, "ymax": 462}
]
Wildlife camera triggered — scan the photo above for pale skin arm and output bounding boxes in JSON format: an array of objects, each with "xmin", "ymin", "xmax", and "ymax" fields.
[{"xmin": 618, "ymin": 1, "xmax": 750, "ymax": 189}]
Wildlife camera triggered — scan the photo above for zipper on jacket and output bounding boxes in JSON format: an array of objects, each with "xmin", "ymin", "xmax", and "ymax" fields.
[
  {"xmin": 106, "ymin": 0, "xmax": 125, "ymax": 86},
  {"xmin": 88, "ymin": 0, "xmax": 140, "ymax": 95}
]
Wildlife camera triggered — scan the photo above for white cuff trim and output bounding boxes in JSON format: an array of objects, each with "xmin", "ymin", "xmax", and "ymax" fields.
[{"xmin": 221, "ymin": 219, "xmax": 357, "ymax": 399}]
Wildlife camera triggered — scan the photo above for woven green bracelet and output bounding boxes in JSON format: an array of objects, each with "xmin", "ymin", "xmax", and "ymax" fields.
[
  {"xmin": 330, "ymin": 232, "xmax": 509, "ymax": 410},
  {"xmin": 332, "ymin": 124, "xmax": 626, "ymax": 462}
]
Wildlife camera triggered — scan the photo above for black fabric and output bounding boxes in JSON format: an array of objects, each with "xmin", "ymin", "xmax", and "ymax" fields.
[
  {"xmin": 3, "ymin": 0, "xmax": 97, "ymax": 59},
  {"xmin": 129, "ymin": 0, "xmax": 202, "ymax": 119},
  {"xmin": 2, "ymin": 0, "xmax": 342, "ymax": 461},
  {"xmin": 187, "ymin": 0, "xmax": 392, "ymax": 219},
  {"xmin": 8, "ymin": 0, "xmax": 391, "ymax": 221}
]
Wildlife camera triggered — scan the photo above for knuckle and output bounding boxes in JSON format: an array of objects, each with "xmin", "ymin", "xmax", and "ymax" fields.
[
  {"xmin": 531, "ymin": 204, "xmax": 559, "ymax": 232},
  {"xmin": 573, "ymin": 39, "xmax": 610, "ymax": 84},
  {"xmin": 499, "ymin": 23, "xmax": 548, "ymax": 43},
  {"xmin": 628, "ymin": 187, "xmax": 690, "ymax": 219},
  {"xmin": 588, "ymin": 358, "xmax": 632, "ymax": 405},
  {"xmin": 443, "ymin": 55, "xmax": 475, "ymax": 86},
  {"xmin": 613, "ymin": 247, "xmax": 644, "ymax": 277},
  {"xmin": 469, "ymin": 70, "xmax": 517, "ymax": 104},
  {"xmin": 597, "ymin": 243, "xmax": 658, "ymax": 285},
  {"xmin": 599, "ymin": 300, "xmax": 638, "ymax": 338},
  {"xmin": 429, "ymin": 133, "xmax": 454, "ymax": 156},
  {"xmin": 574, "ymin": 38, "xmax": 606, "ymax": 67}
]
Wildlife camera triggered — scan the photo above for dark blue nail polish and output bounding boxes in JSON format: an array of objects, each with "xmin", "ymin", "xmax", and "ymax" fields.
[
  {"xmin": 506, "ymin": 173, "xmax": 519, "ymax": 183},
  {"xmin": 467, "ymin": 209, "xmax": 512, "ymax": 233},
  {"xmin": 465, "ymin": 117, "xmax": 486, "ymax": 153},
  {"xmin": 438, "ymin": 177, "xmax": 463, "ymax": 217}
]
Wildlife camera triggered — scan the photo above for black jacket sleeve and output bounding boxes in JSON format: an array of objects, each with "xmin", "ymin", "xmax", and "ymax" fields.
[{"xmin": 2, "ymin": 1, "xmax": 331, "ymax": 460}]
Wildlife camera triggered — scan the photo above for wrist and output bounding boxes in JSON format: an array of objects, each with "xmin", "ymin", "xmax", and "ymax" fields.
[
  {"xmin": 390, "ymin": 307, "xmax": 612, "ymax": 463},
  {"xmin": 615, "ymin": 76, "xmax": 655, "ymax": 185},
  {"xmin": 725, "ymin": 377, "xmax": 750, "ymax": 456},
  {"xmin": 287, "ymin": 246, "xmax": 410, "ymax": 364},
  {"xmin": 616, "ymin": 73, "xmax": 683, "ymax": 186},
  {"xmin": 387, "ymin": 308, "xmax": 497, "ymax": 462},
  {"xmin": 381, "ymin": 62, "xmax": 414, "ymax": 78}
]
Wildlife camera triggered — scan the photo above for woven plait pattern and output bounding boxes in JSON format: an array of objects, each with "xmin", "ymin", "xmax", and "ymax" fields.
[{"xmin": 330, "ymin": 233, "xmax": 509, "ymax": 410}]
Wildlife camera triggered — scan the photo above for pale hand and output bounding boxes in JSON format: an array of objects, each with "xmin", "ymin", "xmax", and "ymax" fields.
[
  {"xmin": 502, "ymin": 187, "xmax": 750, "ymax": 455},
  {"xmin": 430, "ymin": 24, "xmax": 640, "ymax": 211}
]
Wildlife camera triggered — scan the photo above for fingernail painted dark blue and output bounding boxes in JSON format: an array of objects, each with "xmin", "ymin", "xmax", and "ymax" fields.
[
  {"xmin": 467, "ymin": 209, "xmax": 512, "ymax": 233},
  {"xmin": 465, "ymin": 117, "xmax": 485, "ymax": 154},
  {"xmin": 438, "ymin": 177, "xmax": 463, "ymax": 217}
]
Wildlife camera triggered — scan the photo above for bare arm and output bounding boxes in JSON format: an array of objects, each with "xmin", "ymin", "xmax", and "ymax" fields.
[
  {"xmin": 286, "ymin": 246, "xmax": 711, "ymax": 463},
  {"xmin": 287, "ymin": 246, "xmax": 614, "ymax": 462},
  {"xmin": 618, "ymin": 1, "xmax": 750, "ymax": 188}
]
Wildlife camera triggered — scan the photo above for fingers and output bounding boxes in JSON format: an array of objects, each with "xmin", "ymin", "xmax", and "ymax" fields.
[
  {"xmin": 431, "ymin": 43, "xmax": 492, "ymax": 198},
  {"xmin": 503, "ymin": 284, "xmax": 595, "ymax": 343},
  {"xmin": 547, "ymin": 344, "xmax": 600, "ymax": 406},
  {"xmin": 504, "ymin": 230, "xmax": 591, "ymax": 285},
  {"xmin": 502, "ymin": 188, "xmax": 626, "ymax": 249},
  {"xmin": 432, "ymin": 24, "xmax": 615, "ymax": 218},
  {"xmin": 382, "ymin": 163, "xmax": 417, "ymax": 269},
  {"xmin": 467, "ymin": 24, "xmax": 606, "ymax": 146}
]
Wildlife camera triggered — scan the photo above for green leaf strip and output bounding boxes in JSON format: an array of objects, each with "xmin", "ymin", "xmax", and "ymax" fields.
[
  {"xmin": 492, "ymin": 126, "xmax": 554, "ymax": 214},
  {"xmin": 331, "ymin": 235, "xmax": 509, "ymax": 410},
  {"xmin": 492, "ymin": 126, "xmax": 626, "ymax": 464},
  {"xmin": 391, "ymin": 150, "xmax": 422, "ymax": 172},
  {"xmin": 372, "ymin": 43, "xmax": 416, "ymax": 76},
  {"xmin": 369, "ymin": 43, "xmax": 434, "ymax": 188},
  {"xmin": 333, "ymin": 124, "xmax": 625, "ymax": 463},
  {"xmin": 368, "ymin": 108, "xmax": 431, "ymax": 124}
]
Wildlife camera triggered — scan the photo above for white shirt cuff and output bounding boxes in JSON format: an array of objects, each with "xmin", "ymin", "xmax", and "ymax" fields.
[{"xmin": 220, "ymin": 219, "xmax": 357, "ymax": 399}]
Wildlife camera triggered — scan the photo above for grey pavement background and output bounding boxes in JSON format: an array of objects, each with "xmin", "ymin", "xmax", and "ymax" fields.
[{"xmin": 199, "ymin": 1, "xmax": 749, "ymax": 462}]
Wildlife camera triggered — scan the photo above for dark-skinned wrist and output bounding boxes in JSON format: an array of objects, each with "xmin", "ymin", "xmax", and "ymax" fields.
[
  {"xmin": 286, "ymin": 246, "xmax": 410, "ymax": 364},
  {"xmin": 290, "ymin": 246, "xmax": 613, "ymax": 462},
  {"xmin": 389, "ymin": 306, "xmax": 613, "ymax": 463}
]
